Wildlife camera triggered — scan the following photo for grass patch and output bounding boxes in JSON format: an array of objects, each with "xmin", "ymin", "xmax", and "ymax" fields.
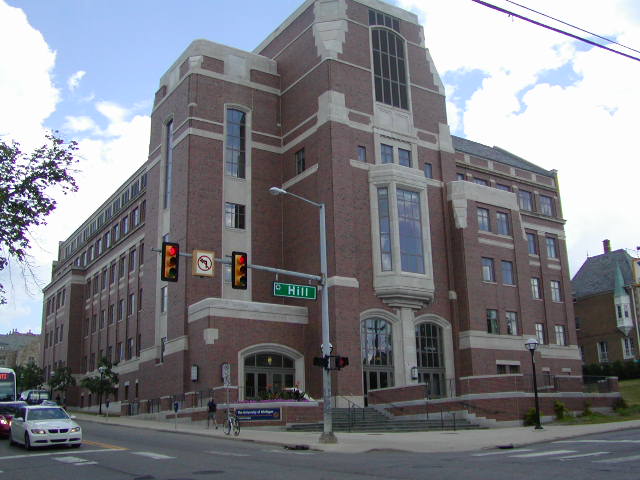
[{"xmin": 619, "ymin": 379, "xmax": 640, "ymax": 406}]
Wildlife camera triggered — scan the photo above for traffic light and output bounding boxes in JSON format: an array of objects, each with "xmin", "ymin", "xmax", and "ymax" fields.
[
  {"xmin": 161, "ymin": 242, "xmax": 180, "ymax": 282},
  {"xmin": 231, "ymin": 251, "xmax": 248, "ymax": 289},
  {"xmin": 313, "ymin": 356, "xmax": 329, "ymax": 368},
  {"xmin": 334, "ymin": 356, "xmax": 349, "ymax": 370}
]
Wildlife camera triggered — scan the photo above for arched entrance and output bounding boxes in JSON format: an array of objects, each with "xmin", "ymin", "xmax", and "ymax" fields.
[
  {"xmin": 361, "ymin": 317, "xmax": 394, "ymax": 404},
  {"xmin": 415, "ymin": 322, "xmax": 446, "ymax": 397},
  {"xmin": 243, "ymin": 352, "xmax": 295, "ymax": 400}
]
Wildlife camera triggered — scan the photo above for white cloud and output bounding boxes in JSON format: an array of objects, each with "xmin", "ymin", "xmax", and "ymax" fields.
[
  {"xmin": 400, "ymin": 0, "xmax": 640, "ymax": 273},
  {"xmin": 0, "ymin": 0, "xmax": 59, "ymax": 149},
  {"xmin": 67, "ymin": 70, "xmax": 86, "ymax": 92},
  {"xmin": 63, "ymin": 115, "xmax": 97, "ymax": 133}
]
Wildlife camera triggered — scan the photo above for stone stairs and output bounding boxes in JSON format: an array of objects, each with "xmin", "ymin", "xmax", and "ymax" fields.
[{"xmin": 286, "ymin": 407, "xmax": 485, "ymax": 433}]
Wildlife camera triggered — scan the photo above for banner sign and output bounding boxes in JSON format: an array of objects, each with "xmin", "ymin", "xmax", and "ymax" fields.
[{"xmin": 236, "ymin": 407, "xmax": 281, "ymax": 421}]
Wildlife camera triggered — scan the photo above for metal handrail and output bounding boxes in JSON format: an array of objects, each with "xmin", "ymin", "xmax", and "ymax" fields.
[{"xmin": 335, "ymin": 396, "xmax": 365, "ymax": 431}]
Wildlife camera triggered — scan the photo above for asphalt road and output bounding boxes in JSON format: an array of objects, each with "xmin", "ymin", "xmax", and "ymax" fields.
[{"xmin": 0, "ymin": 421, "xmax": 639, "ymax": 479}]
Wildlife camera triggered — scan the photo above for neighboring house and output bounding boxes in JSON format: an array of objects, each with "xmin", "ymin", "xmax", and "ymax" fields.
[
  {"xmin": 0, "ymin": 330, "xmax": 40, "ymax": 368},
  {"xmin": 42, "ymin": 0, "xmax": 590, "ymax": 421},
  {"xmin": 572, "ymin": 240, "xmax": 640, "ymax": 365}
]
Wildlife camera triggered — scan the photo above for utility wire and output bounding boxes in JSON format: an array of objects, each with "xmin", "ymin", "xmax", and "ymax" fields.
[
  {"xmin": 504, "ymin": 0, "xmax": 640, "ymax": 55},
  {"xmin": 471, "ymin": 0, "xmax": 640, "ymax": 62}
]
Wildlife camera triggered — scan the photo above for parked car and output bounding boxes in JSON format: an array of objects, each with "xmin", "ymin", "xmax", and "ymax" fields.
[
  {"xmin": 0, "ymin": 401, "xmax": 27, "ymax": 437},
  {"xmin": 10, "ymin": 405, "xmax": 81, "ymax": 449},
  {"xmin": 19, "ymin": 390, "xmax": 50, "ymax": 405}
]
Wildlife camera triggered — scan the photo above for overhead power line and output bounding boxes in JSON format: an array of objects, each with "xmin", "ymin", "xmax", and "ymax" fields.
[
  {"xmin": 471, "ymin": 0, "xmax": 640, "ymax": 63},
  {"xmin": 504, "ymin": 0, "xmax": 640, "ymax": 55}
]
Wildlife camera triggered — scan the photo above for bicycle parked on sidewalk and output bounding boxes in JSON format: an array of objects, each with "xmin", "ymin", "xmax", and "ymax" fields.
[{"xmin": 224, "ymin": 408, "xmax": 240, "ymax": 436}]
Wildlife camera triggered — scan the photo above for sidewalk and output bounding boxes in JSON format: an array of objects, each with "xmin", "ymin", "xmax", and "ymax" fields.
[{"xmin": 73, "ymin": 413, "xmax": 640, "ymax": 453}]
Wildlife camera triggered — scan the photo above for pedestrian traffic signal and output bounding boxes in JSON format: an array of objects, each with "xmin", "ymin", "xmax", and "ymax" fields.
[
  {"xmin": 232, "ymin": 251, "xmax": 248, "ymax": 289},
  {"xmin": 313, "ymin": 356, "xmax": 329, "ymax": 368},
  {"xmin": 161, "ymin": 242, "xmax": 180, "ymax": 282},
  {"xmin": 334, "ymin": 356, "xmax": 349, "ymax": 370}
]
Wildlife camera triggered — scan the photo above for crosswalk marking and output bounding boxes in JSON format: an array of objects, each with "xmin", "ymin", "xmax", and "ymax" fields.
[
  {"xmin": 595, "ymin": 454, "xmax": 640, "ymax": 464},
  {"xmin": 559, "ymin": 452, "xmax": 609, "ymax": 460},
  {"xmin": 131, "ymin": 451, "xmax": 175, "ymax": 460},
  {"xmin": 472, "ymin": 449, "xmax": 533, "ymax": 456},
  {"xmin": 206, "ymin": 450, "xmax": 250, "ymax": 457},
  {"xmin": 511, "ymin": 450, "xmax": 576, "ymax": 458},
  {"xmin": 554, "ymin": 439, "xmax": 640, "ymax": 444}
]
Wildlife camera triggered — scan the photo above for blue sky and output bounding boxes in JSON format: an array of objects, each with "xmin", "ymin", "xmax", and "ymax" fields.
[{"xmin": 1, "ymin": 0, "xmax": 639, "ymax": 334}]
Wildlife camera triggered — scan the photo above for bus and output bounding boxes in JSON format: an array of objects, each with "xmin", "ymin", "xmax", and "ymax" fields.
[{"xmin": 0, "ymin": 368, "xmax": 17, "ymax": 402}]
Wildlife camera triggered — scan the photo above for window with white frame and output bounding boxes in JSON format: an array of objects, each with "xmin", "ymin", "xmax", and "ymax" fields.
[
  {"xmin": 623, "ymin": 337, "xmax": 635, "ymax": 359},
  {"xmin": 381, "ymin": 144, "xmax": 393, "ymax": 164},
  {"xmin": 518, "ymin": 190, "xmax": 533, "ymax": 211},
  {"xmin": 550, "ymin": 280, "xmax": 562, "ymax": 302},
  {"xmin": 225, "ymin": 202, "xmax": 246, "ymax": 229},
  {"xmin": 487, "ymin": 309, "xmax": 499, "ymax": 334},
  {"xmin": 501, "ymin": 260, "xmax": 515, "ymax": 285},
  {"xmin": 526, "ymin": 232, "xmax": 538, "ymax": 255},
  {"xmin": 477, "ymin": 207, "xmax": 490, "ymax": 232},
  {"xmin": 546, "ymin": 236, "xmax": 558, "ymax": 259},
  {"xmin": 539, "ymin": 195, "xmax": 554, "ymax": 216},
  {"xmin": 398, "ymin": 148, "xmax": 411, "ymax": 167},
  {"xmin": 496, "ymin": 212, "xmax": 510, "ymax": 235},
  {"xmin": 482, "ymin": 257, "xmax": 495, "ymax": 282},
  {"xmin": 555, "ymin": 325, "xmax": 567, "ymax": 346},
  {"xmin": 506, "ymin": 311, "xmax": 518, "ymax": 335},
  {"xmin": 597, "ymin": 341, "xmax": 609, "ymax": 363},
  {"xmin": 531, "ymin": 277, "xmax": 541, "ymax": 299}
]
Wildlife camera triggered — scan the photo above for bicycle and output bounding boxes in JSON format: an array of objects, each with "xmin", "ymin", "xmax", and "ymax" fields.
[{"xmin": 223, "ymin": 409, "xmax": 240, "ymax": 436}]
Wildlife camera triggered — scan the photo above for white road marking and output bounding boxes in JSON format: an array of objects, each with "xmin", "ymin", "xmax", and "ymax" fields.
[
  {"xmin": 0, "ymin": 448, "xmax": 120, "ymax": 460},
  {"xmin": 511, "ymin": 450, "xmax": 576, "ymax": 458},
  {"xmin": 595, "ymin": 454, "xmax": 640, "ymax": 464},
  {"xmin": 54, "ymin": 456, "xmax": 98, "ymax": 466},
  {"xmin": 559, "ymin": 452, "xmax": 609, "ymax": 460},
  {"xmin": 473, "ymin": 449, "xmax": 533, "ymax": 456},
  {"xmin": 206, "ymin": 450, "xmax": 250, "ymax": 457},
  {"xmin": 131, "ymin": 451, "xmax": 175, "ymax": 460},
  {"xmin": 554, "ymin": 439, "xmax": 640, "ymax": 444}
]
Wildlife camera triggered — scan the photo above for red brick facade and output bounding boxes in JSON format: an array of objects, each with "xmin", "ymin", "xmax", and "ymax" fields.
[{"xmin": 42, "ymin": 0, "xmax": 613, "ymax": 423}]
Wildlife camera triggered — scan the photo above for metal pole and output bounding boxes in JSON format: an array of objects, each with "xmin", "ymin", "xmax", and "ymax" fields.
[
  {"xmin": 319, "ymin": 203, "xmax": 337, "ymax": 444},
  {"xmin": 530, "ymin": 349, "xmax": 543, "ymax": 429}
]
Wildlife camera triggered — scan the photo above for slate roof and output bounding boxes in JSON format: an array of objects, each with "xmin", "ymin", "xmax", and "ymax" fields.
[
  {"xmin": 452, "ymin": 135, "xmax": 554, "ymax": 178},
  {"xmin": 571, "ymin": 249, "xmax": 635, "ymax": 299}
]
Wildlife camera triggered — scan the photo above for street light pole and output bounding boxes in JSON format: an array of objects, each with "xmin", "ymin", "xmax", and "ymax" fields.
[
  {"xmin": 525, "ymin": 338, "xmax": 543, "ymax": 430},
  {"xmin": 98, "ymin": 366, "xmax": 106, "ymax": 416},
  {"xmin": 269, "ymin": 187, "xmax": 337, "ymax": 444}
]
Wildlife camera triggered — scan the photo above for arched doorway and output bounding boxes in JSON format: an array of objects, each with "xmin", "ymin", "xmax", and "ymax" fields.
[
  {"xmin": 415, "ymin": 322, "xmax": 446, "ymax": 397},
  {"xmin": 361, "ymin": 317, "xmax": 394, "ymax": 404},
  {"xmin": 243, "ymin": 352, "xmax": 295, "ymax": 400}
]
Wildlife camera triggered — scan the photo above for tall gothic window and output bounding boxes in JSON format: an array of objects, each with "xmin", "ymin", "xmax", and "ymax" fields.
[
  {"xmin": 226, "ymin": 109, "xmax": 246, "ymax": 178},
  {"xmin": 371, "ymin": 27, "xmax": 408, "ymax": 109},
  {"xmin": 163, "ymin": 120, "xmax": 173, "ymax": 209},
  {"xmin": 397, "ymin": 189, "xmax": 424, "ymax": 273}
]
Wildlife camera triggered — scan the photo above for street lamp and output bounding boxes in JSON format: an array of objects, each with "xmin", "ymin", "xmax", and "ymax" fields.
[
  {"xmin": 98, "ymin": 366, "xmax": 106, "ymax": 416},
  {"xmin": 525, "ymin": 338, "xmax": 543, "ymax": 429},
  {"xmin": 269, "ymin": 186, "xmax": 337, "ymax": 444}
]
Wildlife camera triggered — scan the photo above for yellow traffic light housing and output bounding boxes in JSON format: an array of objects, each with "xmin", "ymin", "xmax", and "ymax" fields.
[
  {"xmin": 161, "ymin": 242, "xmax": 180, "ymax": 282},
  {"xmin": 232, "ymin": 251, "xmax": 247, "ymax": 289}
]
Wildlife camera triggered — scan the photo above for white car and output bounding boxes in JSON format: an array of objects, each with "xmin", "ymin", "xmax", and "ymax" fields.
[{"xmin": 10, "ymin": 405, "xmax": 81, "ymax": 449}]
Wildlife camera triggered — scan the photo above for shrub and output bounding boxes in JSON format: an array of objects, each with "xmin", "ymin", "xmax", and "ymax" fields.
[
  {"xmin": 554, "ymin": 400, "xmax": 570, "ymax": 420},
  {"xmin": 581, "ymin": 401, "xmax": 593, "ymax": 417},
  {"xmin": 613, "ymin": 397, "xmax": 628, "ymax": 411},
  {"xmin": 523, "ymin": 407, "xmax": 540, "ymax": 426}
]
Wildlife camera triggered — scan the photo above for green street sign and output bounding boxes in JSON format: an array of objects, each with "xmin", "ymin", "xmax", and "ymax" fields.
[{"xmin": 272, "ymin": 281, "xmax": 317, "ymax": 300}]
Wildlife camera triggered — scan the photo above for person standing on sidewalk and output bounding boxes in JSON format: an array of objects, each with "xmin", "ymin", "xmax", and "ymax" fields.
[{"xmin": 207, "ymin": 398, "xmax": 217, "ymax": 429}]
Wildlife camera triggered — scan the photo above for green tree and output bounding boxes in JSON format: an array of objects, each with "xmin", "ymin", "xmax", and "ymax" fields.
[
  {"xmin": 48, "ymin": 366, "xmax": 76, "ymax": 405},
  {"xmin": 0, "ymin": 132, "xmax": 78, "ymax": 304},
  {"xmin": 15, "ymin": 362, "xmax": 44, "ymax": 393},
  {"xmin": 80, "ymin": 357, "xmax": 118, "ymax": 415}
]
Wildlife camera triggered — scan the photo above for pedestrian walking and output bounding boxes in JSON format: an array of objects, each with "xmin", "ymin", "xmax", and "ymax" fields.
[{"xmin": 207, "ymin": 398, "xmax": 217, "ymax": 429}]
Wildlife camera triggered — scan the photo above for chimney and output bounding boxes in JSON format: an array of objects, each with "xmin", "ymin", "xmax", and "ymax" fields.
[{"xmin": 603, "ymin": 239, "xmax": 611, "ymax": 254}]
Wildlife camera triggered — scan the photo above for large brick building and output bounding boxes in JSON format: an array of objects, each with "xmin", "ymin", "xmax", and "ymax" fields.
[{"xmin": 42, "ymin": 0, "xmax": 596, "ymax": 421}]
